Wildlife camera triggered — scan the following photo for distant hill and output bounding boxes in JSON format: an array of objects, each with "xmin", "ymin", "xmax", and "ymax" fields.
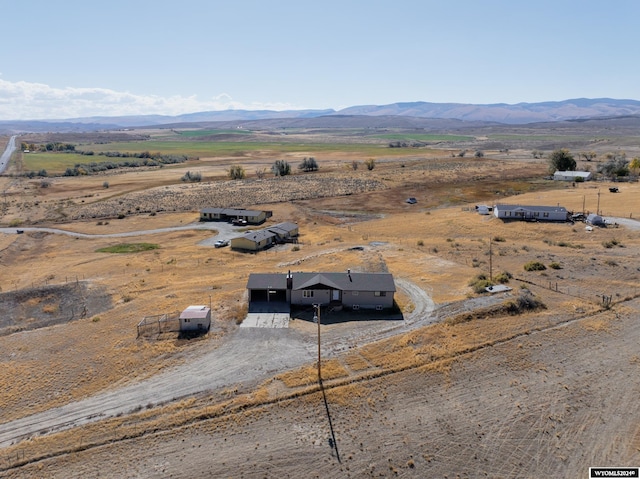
[
  {"xmin": 337, "ymin": 98, "xmax": 640, "ymax": 124},
  {"xmin": 2, "ymin": 98, "xmax": 640, "ymax": 133}
]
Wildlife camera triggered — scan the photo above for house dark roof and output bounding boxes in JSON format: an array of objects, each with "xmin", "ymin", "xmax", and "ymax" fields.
[
  {"xmin": 247, "ymin": 272, "xmax": 396, "ymax": 292},
  {"xmin": 293, "ymin": 272, "xmax": 395, "ymax": 292},
  {"xmin": 238, "ymin": 230, "xmax": 276, "ymax": 243},
  {"xmin": 201, "ymin": 207, "xmax": 264, "ymax": 216},
  {"xmin": 268, "ymin": 222, "xmax": 298, "ymax": 235},
  {"xmin": 247, "ymin": 273, "xmax": 289, "ymax": 289}
]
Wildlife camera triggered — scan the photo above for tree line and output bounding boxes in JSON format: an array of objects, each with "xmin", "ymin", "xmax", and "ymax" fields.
[{"xmin": 546, "ymin": 148, "xmax": 640, "ymax": 179}]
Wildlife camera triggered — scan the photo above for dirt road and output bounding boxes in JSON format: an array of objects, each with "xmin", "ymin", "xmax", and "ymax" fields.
[
  {"xmin": 0, "ymin": 277, "xmax": 455, "ymax": 448},
  {"xmin": 7, "ymin": 297, "xmax": 639, "ymax": 478}
]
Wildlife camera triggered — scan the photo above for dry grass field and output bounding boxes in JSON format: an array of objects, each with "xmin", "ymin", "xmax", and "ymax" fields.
[{"xmin": 1, "ymin": 130, "xmax": 639, "ymax": 477}]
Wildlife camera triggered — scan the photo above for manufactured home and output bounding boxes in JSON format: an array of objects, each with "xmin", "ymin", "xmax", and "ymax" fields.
[
  {"xmin": 553, "ymin": 171, "xmax": 592, "ymax": 182},
  {"xmin": 493, "ymin": 204, "xmax": 569, "ymax": 222},
  {"xmin": 230, "ymin": 222, "xmax": 299, "ymax": 251},
  {"xmin": 200, "ymin": 208, "xmax": 272, "ymax": 224}
]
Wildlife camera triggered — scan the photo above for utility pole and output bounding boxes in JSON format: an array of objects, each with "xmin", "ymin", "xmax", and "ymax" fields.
[
  {"xmin": 314, "ymin": 304, "xmax": 322, "ymax": 383},
  {"xmin": 489, "ymin": 237, "xmax": 493, "ymax": 281},
  {"xmin": 597, "ymin": 189, "xmax": 601, "ymax": 215}
]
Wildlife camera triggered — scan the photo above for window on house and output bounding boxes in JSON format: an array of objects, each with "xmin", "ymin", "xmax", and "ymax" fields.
[
  {"xmin": 303, "ymin": 290, "xmax": 314, "ymax": 298},
  {"xmin": 374, "ymin": 291, "xmax": 386, "ymax": 297},
  {"xmin": 352, "ymin": 291, "xmax": 359, "ymax": 296},
  {"xmin": 543, "ymin": 212, "xmax": 549, "ymax": 218}
]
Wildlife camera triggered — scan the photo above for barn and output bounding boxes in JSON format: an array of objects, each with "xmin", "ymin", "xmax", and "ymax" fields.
[
  {"xmin": 179, "ymin": 305, "xmax": 211, "ymax": 332},
  {"xmin": 493, "ymin": 204, "xmax": 569, "ymax": 222}
]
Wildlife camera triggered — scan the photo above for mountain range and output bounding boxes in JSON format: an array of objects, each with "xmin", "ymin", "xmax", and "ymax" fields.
[{"xmin": 2, "ymin": 98, "xmax": 640, "ymax": 133}]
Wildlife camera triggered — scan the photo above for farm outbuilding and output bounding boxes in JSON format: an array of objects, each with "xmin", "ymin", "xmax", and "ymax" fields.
[
  {"xmin": 493, "ymin": 204, "xmax": 569, "ymax": 222},
  {"xmin": 179, "ymin": 305, "xmax": 211, "ymax": 332},
  {"xmin": 553, "ymin": 171, "xmax": 592, "ymax": 182}
]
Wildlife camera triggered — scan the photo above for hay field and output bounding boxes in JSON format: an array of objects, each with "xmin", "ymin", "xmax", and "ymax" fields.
[{"xmin": 1, "ymin": 133, "xmax": 640, "ymax": 477}]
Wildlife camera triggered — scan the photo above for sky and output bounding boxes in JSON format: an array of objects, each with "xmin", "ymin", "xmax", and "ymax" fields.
[{"xmin": 1, "ymin": 0, "xmax": 638, "ymax": 120}]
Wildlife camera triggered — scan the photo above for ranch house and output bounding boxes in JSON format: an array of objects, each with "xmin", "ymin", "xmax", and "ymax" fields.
[
  {"xmin": 493, "ymin": 204, "xmax": 569, "ymax": 222},
  {"xmin": 230, "ymin": 222, "xmax": 299, "ymax": 251},
  {"xmin": 246, "ymin": 270, "xmax": 396, "ymax": 311}
]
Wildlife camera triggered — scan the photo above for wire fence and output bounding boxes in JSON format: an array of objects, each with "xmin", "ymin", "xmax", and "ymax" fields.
[{"xmin": 136, "ymin": 311, "xmax": 180, "ymax": 338}]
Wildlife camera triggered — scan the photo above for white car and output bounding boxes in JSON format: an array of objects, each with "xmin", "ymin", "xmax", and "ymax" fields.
[{"xmin": 214, "ymin": 239, "xmax": 229, "ymax": 248}]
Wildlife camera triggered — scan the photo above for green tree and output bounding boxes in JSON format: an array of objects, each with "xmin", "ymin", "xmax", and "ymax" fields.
[
  {"xmin": 474, "ymin": 150, "xmax": 484, "ymax": 158},
  {"xmin": 298, "ymin": 157, "xmax": 318, "ymax": 172},
  {"xmin": 548, "ymin": 149, "xmax": 576, "ymax": 173},
  {"xmin": 629, "ymin": 157, "xmax": 640, "ymax": 176},
  {"xmin": 364, "ymin": 158, "xmax": 376, "ymax": 171},
  {"xmin": 228, "ymin": 165, "xmax": 245, "ymax": 180},
  {"xmin": 272, "ymin": 160, "xmax": 291, "ymax": 176}
]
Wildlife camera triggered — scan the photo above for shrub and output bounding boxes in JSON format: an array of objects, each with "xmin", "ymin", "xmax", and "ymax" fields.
[
  {"xmin": 524, "ymin": 261, "xmax": 546, "ymax": 271},
  {"xmin": 181, "ymin": 171, "xmax": 202, "ymax": 182},
  {"xmin": 504, "ymin": 291, "xmax": 546, "ymax": 315},
  {"xmin": 468, "ymin": 274, "xmax": 492, "ymax": 294},
  {"xmin": 492, "ymin": 236, "xmax": 506, "ymax": 242},
  {"xmin": 103, "ymin": 181, "xmax": 109, "ymax": 188},
  {"xmin": 229, "ymin": 165, "xmax": 245, "ymax": 180},
  {"xmin": 493, "ymin": 271, "xmax": 513, "ymax": 284},
  {"xmin": 602, "ymin": 239, "xmax": 621, "ymax": 249},
  {"xmin": 549, "ymin": 262, "xmax": 562, "ymax": 269},
  {"xmin": 417, "ymin": 240, "xmax": 424, "ymax": 246}
]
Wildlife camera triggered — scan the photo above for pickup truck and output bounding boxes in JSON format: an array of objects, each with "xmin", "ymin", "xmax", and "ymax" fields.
[{"xmin": 214, "ymin": 239, "xmax": 229, "ymax": 248}]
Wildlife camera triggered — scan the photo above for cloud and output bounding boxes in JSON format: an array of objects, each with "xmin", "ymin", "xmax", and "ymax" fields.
[{"xmin": 0, "ymin": 79, "xmax": 299, "ymax": 120}]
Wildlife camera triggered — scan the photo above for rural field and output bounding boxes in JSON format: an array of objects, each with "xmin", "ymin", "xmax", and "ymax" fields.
[{"xmin": 1, "ymin": 124, "xmax": 639, "ymax": 478}]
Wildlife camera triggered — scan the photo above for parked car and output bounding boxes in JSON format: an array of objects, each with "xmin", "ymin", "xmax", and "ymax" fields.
[
  {"xmin": 405, "ymin": 197, "xmax": 417, "ymax": 204},
  {"xmin": 214, "ymin": 239, "xmax": 229, "ymax": 248}
]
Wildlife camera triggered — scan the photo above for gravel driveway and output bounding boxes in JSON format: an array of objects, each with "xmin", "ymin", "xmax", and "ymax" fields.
[{"xmin": 0, "ymin": 277, "xmax": 444, "ymax": 448}]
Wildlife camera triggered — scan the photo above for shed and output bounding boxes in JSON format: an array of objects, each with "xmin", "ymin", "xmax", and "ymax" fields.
[
  {"xmin": 586, "ymin": 213, "xmax": 605, "ymax": 226},
  {"xmin": 179, "ymin": 305, "xmax": 211, "ymax": 332}
]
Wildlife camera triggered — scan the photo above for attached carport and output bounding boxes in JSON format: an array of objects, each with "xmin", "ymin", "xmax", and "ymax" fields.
[{"xmin": 246, "ymin": 273, "xmax": 289, "ymax": 312}]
